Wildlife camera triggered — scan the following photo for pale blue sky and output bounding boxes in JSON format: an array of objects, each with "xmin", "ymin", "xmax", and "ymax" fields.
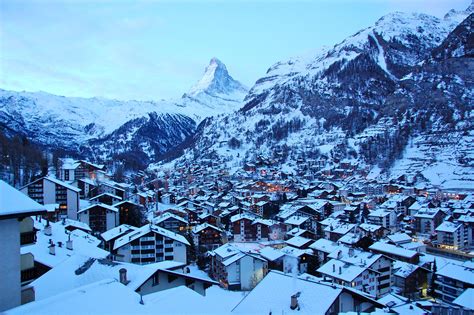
[{"xmin": 0, "ymin": 0, "xmax": 470, "ymax": 101}]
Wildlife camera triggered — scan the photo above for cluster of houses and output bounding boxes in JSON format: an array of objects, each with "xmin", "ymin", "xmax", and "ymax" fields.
[{"xmin": 1, "ymin": 157, "xmax": 474, "ymax": 314}]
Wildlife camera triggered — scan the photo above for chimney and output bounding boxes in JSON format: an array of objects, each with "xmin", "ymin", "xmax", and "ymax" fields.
[
  {"xmin": 333, "ymin": 264, "xmax": 335, "ymax": 273},
  {"xmin": 290, "ymin": 292, "xmax": 300, "ymax": 310},
  {"xmin": 49, "ymin": 243, "xmax": 56, "ymax": 255},
  {"xmin": 339, "ymin": 266, "xmax": 342, "ymax": 275},
  {"xmin": 119, "ymin": 268, "xmax": 129, "ymax": 285},
  {"xmin": 66, "ymin": 234, "xmax": 73, "ymax": 250},
  {"xmin": 337, "ymin": 250, "xmax": 342, "ymax": 259},
  {"xmin": 44, "ymin": 224, "xmax": 52, "ymax": 236},
  {"xmin": 349, "ymin": 248, "xmax": 354, "ymax": 257}
]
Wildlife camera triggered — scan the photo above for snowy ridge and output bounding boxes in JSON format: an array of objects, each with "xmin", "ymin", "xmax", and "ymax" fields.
[
  {"xmin": 159, "ymin": 7, "xmax": 474, "ymax": 190},
  {"xmin": 0, "ymin": 58, "xmax": 248, "ymax": 162}
]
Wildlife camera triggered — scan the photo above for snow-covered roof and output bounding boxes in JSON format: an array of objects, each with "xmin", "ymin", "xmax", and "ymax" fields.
[
  {"xmin": 62, "ymin": 218, "xmax": 92, "ymax": 232},
  {"xmin": 386, "ymin": 232, "xmax": 412, "ymax": 244},
  {"xmin": 258, "ymin": 246, "xmax": 284, "ymax": 261},
  {"xmin": 393, "ymin": 261, "xmax": 420, "ymax": 278},
  {"xmin": 280, "ymin": 246, "xmax": 312, "ymax": 258},
  {"xmin": 437, "ymin": 262, "xmax": 474, "ymax": 285},
  {"xmin": 0, "ymin": 180, "xmax": 46, "ymax": 218},
  {"xmin": 338, "ymin": 232, "xmax": 361, "ymax": 245},
  {"xmin": 230, "ymin": 212, "xmax": 256, "ymax": 223},
  {"xmin": 231, "ymin": 271, "xmax": 344, "ymax": 314},
  {"xmin": 324, "ymin": 222, "xmax": 356, "ymax": 235},
  {"xmin": 359, "ymin": 223, "xmax": 383, "ymax": 232},
  {"xmin": 114, "ymin": 224, "xmax": 190, "ymax": 250},
  {"xmin": 435, "ymin": 221, "xmax": 462, "ymax": 233},
  {"xmin": 285, "ymin": 236, "xmax": 313, "ymax": 248},
  {"xmin": 285, "ymin": 215, "xmax": 310, "ymax": 226},
  {"xmin": 31, "ymin": 254, "xmax": 184, "ymax": 300},
  {"xmin": 38, "ymin": 176, "xmax": 81, "ymax": 193},
  {"xmin": 309, "ymin": 238, "xmax": 340, "ymax": 254},
  {"xmin": 192, "ymin": 222, "xmax": 222, "ymax": 234},
  {"xmin": 101, "ymin": 224, "xmax": 138, "ymax": 242},
  {"xmin": 317, "ymin": 259, "xmax": 370, "ymax": 282},
  {"xmin": 453, "ymin": 288, "xmax": 474, "ymax": 310},
  {"xmin": 78, "ymin": 202, "xmax": 119, "ymax": 214},
  {"xmin": 4, "ymin": 279, "xmax": 142, "ymax": 315},
  {"xmin": 327, "ymin": 246, "xmax": 383, "ymax": 267},
  {"xmin": 153, "ymin": 212, "xmax": 188, "ymax": 225},
  {"xmin": 377, "ymin": 293, "xmax": 428, "ymax": 315},
  {"xmin": 369, "ymin": 242, "xmax": 418, "ymax": 259},
  {"xmin": 22, "ymin": 218, "xmax": 108, "ymax": 268},
  {"xmin": 414, "ymin": 208, "xmax": 444, "ymax": 219}
]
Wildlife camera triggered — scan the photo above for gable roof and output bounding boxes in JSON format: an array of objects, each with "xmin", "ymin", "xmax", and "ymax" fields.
[
  {"xmin": 114, "ymin": 224, "xmax": 190, "ymax": 250},
  {"xmin": 23, "ymin": 176, "xmax": 81, "ymax": 193},
  {"xmin": 0, "ymin": 180, "xmax": 46, "ymax": 219},
  {"xmin": 231, "ymin": 271, "xmax": 347, "ymax": 314},
  {"xmin": 78, "ymin": 203, "xmax": 119, "ymax": 213}
]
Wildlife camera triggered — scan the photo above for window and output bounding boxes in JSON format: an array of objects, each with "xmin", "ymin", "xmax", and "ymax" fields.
[{"xmin": 152, "ymin": 274, "xmax": 160, "ymax": 286}]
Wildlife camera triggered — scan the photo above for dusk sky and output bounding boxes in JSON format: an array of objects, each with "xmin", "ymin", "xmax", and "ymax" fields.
[{"xmin": 0, "ymin": 0, "xmax": 471, "ymax": 101}]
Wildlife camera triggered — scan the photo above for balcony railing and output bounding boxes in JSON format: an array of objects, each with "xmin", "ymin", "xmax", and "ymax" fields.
[
  {"xmin": 21, "ymin": 267, "xmax": 37, "ymax": 283},
  {"xmin": 20, "ymin": 231, "xmax": 36, "ymax": 246}
]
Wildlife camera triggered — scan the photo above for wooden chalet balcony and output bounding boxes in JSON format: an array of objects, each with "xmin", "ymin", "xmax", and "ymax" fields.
[{"xmin": 20, "ymin": 231, "xmax": 36, "ymax": 246}]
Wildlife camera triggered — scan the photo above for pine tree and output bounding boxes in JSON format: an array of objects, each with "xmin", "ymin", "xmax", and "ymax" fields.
[{"xmin": 429, "ymin": 259, "xmax": 438, "ymax": 298}]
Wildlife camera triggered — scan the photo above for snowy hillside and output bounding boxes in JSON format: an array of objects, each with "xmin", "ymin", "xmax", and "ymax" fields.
[
  {"xmin": 0, "ymin": 58, "xmax": 248, "ymax": 164},
  {"xmin": 161, "ymin": 7, "xmax": 474, "ymax": 189}
]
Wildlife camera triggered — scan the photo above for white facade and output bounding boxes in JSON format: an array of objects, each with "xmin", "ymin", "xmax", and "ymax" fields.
[{"xmin": 0, "ymin": 219, "xmax": 21, "ymax": 311}]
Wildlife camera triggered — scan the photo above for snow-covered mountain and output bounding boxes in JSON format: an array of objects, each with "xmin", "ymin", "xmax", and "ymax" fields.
[
  {"xmin": 167, "ymin": 7, "xmax": 473, "ymax": 189},
  {"xmin": 0, "ymin": 58, "xmax": 248, "ymax": 166}
]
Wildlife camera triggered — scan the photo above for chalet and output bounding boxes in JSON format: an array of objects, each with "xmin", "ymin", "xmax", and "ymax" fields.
[
  {"xmin": 113, "ymin": 200, "xmax": 144, "ymax": 227},
  {"xmin": 57, "ymin": 159, "xmax": 106, "ymax": 182},
  {"xmin": 101, "ymin": 224, "xmax": 138, "ymax": 252},
  {"xmin": 231, "ymin": 212, "xmax": 257, "ymax": 242},
  {"xmin": 358, "ymin": 223, "xmax": 386, "ymax": 239},
  {"xmin": 113, "ymin": 224, "xmax": 189, "ymax": 264},
  {"xmin": 77, "ymin": 203, "xmax": 119, "ymax": 234},
  {"xmin": 191, "ymin": 223, "xmax": 223, "ymax": 249},
  {"xmin": 310, "ymin": 238, "xmax": 341, "ymax": 263},
  {"xmin": 284, "ymin": 214, "xmax": 313, "ymax": 232},
  {"xmin": 0, "ymin": 181, "xmax": 46, "ymax": 311},
  {"xmin": 153, "ymin": 212, "xmax": 188, "ymax": 233},
  {"xmin": 209, "ymin": 243, "xmax": 268, "ymax": 290},
  {"xmin": 414, "ymin": 208, "xmax": 445, "ymax": 235},
  {"xmin": 21, "ymin": 176, "xmax": 81, "ymax": 220},
  {"xmin": 317, "ymin": 259, "xmax": 379, "ymax": 297},
  {"xmin": 280, "ymin": 246, "xmax": 314, "ymax": 274},
  {"xmin": 327, "ymin": 246, "xmax": 393, "ymax": 298},
  {"xmin": 367, "ymin": 209, "xmax": 397, "ymax": 230},
  {"xmin": 198, "ymin": 212, "xmax": 220, "ymax": 226},
  {"xmin": 392, "ymin": 261, "xmax": 429, "ymax": 299},
  {"xmin": 76, "ymin": 178, "xmax": 98, "ymax": 199},
  {"xmin": 324, "ymin": 222, "xmax": 356, "ymax": 242},
  {"xmin": 435, "ymin": 221, "xmax": 465, "ymax": 250},
  {"xmin": 100, "ymin": 181, "xmax": 129, "ymax": 200}
]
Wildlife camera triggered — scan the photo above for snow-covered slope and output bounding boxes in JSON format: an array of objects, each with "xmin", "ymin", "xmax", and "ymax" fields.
[
  {"xmin": 0, "ymin": 58, "xmax": 248, "ymax": 164},
  {"xmin": 164, "ymin": 7, "xmax": 473, "ymax": 189}
]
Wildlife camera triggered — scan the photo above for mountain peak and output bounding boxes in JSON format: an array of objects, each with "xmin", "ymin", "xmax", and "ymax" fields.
[{"xmin": 187, "ymin": 57, "xmax": 248, "ymax": 97}]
